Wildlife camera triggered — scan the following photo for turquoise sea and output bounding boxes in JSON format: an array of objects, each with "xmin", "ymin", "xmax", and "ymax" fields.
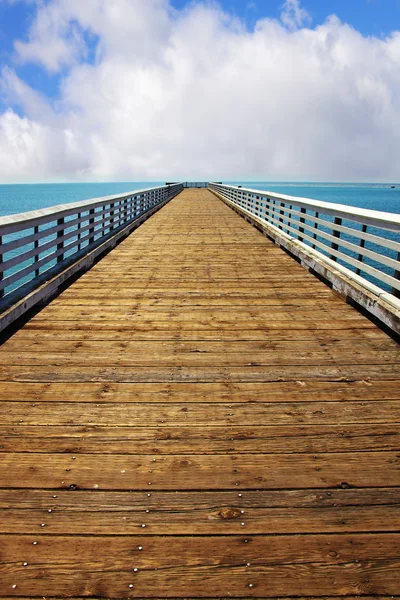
[
  {"xmin": 0, "ymin": 182, "xmax": 164, "ymax": 218},
  {"xmin": 0, "ymin": 181, "xmax": 399, "ymax": 217}
]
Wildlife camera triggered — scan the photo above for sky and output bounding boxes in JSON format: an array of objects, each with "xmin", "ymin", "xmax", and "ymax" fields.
[{"xmin": 0, "ymin": 0, "xmax": 399, "ymax": 183}]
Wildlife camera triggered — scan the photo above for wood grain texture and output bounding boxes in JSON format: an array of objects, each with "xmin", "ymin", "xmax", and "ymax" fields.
[
  {"xmin": 2, "ymin": 400, "xmax": 400, "ymax": 425},
  {"xmin": 3, "ymin": 598, "xmax": 397, "ymax": 600},
  {"xmin": 0, "ymin": 534, "xmax": 399, "ymax": 596},
  {"xmin": 0, "ymin": 424, "xmax": 399, "ymax": 454},
  {"xmin": 0, "ymin": 188, "xmax": 399, "ymax": 599}
]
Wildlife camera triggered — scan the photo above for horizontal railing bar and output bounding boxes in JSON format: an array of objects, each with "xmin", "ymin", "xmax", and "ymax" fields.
[
  {"xmin": 1, "ymin": 196, "xmax": 136, "ymax": 254},
  {"xmin": 258, "ymin": 204, "xmax": 400, "ymax": 273},
  {"xmin": 0, "ymin": 202, "xmax": 131, "ymax": 271},
  {"xmin": 0, "ymin": 186, "xmax": 182, "ymax": 326},
  {"xmin": 252, "ymin": 200, "xmax": 400, "ymax": 253},
  {"xmin": 1, "ymin": 206, "xmax": 150, "ymax": 293},
  {"xmin": 2, "ymin": 213, "xmax": 109, "ymax": 273},
  {"xmin": 0, "ymin": 184, "xmax": 182, "ymax": 235},
  {"xmin": 1, "ymin": 206, "xmax": 146, "ymax": 292},
  {"xmin": 1, "ymin": 240, "xmax": 74, "ymax": 292},
  {"xmin": 1, "ymin": 211, "xmax": 89, "ymax": 254},
  {"xmin": 211, "ymin": 183, "xmax": 400, "ymax": 231},
  {"xmin": 1, "ymin": 216, "xmax": 118, "ymax": 291},
  {"xmin": 210, "ymin": 184, "xmax": 400, "ymax": 293},
  {"xmin": 0, "ymin": 185, "xmax": 183, "ymax": 295},
  {"xmin": 242, "ymin": 200, "xmax": 400, "ymax": 291}
]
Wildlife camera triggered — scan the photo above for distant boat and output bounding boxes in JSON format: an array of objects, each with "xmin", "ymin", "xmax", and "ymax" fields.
[{"xmin": 391, "ymin": 185, "xmax": 395, "ymax": 188}]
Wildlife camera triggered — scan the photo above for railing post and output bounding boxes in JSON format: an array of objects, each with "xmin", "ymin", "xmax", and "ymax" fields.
[
  {"xmin": 287, "ymin": 205, "xmax": 292, "ymax": 230},
  {"xmin": 312, "ymin": 212, "xmax": 319, "ymax": 249},
  {"xmin": 77, "ymin": 214, "xmax": 81, "ymax": 251},
  {"xmin": 110, "ymin": 202, "xmax": 115, "ymax": 231},
  {"xmin": 393, "ymin": 251, "xmax": 400, "ymax": 298},
  {"xmin": 89, "ymin": 208, "xmax": 95, "ymax": 244},
  {"xmin": 34, "ymin": 226, "xmax": 40, "ymax": 276},
  {"xmin": 101, "ymin": 207, "xmax": 107, "ymax": 238},
  {"xmin": 124, "ymin": 198, "xmax": 129, "ymax": 222},
  {"xmin": 298, "ymin": 207, "xmax": 306, "ymax": 242},
  {"xmin": 356, "ymin": 224, "xmax": 367, "ymax": 275},
  {"xmin": 0, "ymin": 235, "xmax": 3, "ymax": 299},
  {"xmin": 263, "ymin": 198, "xmax": 270, "ymax": 222},
  {"xmin": 330, "ymin": 217, "xmax": 342, "ymax": 261},
  {"xmin": 271, "ymin": 199, "xmax": 276, "ymax": 223},
  {"xmin": 279, "ymin": 202, "xmax": 284, "ymax": 230},
  {"xmin": 57, "ymin": 218, "xmax": 65, "ymax": 263}
]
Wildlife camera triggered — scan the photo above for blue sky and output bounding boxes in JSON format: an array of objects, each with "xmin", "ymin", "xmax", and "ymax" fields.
[
  {"xmin": 172, "ymin": 0, "xmax": 400, "ymax": 36},
  {"xmin": 0, "ymin": 0, "xmax": 399, "ymax": 182},
  {"xmin": 1, "ymin": 1, "xmax": 399, "ymax": 104},
  {"xmin": 3, "ymin": 1, "xmax": 398, "ymax": 43}
]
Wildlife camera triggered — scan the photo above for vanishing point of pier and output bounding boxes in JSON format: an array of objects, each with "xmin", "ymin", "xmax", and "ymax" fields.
[{"xmin": 0, "ymin": 185, "xmax": 399, "ymax": 598}]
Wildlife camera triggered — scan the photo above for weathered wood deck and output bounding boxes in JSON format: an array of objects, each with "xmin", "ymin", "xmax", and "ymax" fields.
[{"xmin": 0, "ymin": 188, "xmax": 399, "ymax": 599}]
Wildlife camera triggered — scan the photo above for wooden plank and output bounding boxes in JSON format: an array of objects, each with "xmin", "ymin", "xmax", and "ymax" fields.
[
  {"xmin": 58, "ymin": 288, "xmax": 333, "ymax": 296},
  {"xmin": 1, "ymin": 400, "xmax": 399, "ymax": 426},
  {"xmin": 0, "ymin": 534, "xmax": 399, "ymax": 596},
  {"xmin": 1, "ymin": 349, "xmax": 398, "ymax": 367},
  {"xmin": 0, "ymin": 424, "xmax": 398, "ymax": 454},
  {"xmin": 60, "ymin": 281, "xmax": 336, "ymax": 291},
  {"xmin": 0, "ymin": 452, "xmax": 398, "ymax": 490},
  {"xmin": 3, "ymin": 338, "xmax": 397, "ymax": 355},
  {"xmin": 1, "ymin": 380, "xmax": 398, "ymax": 403},
  {"xmin": 1, "ymin": 364, "xmax": 398, "ymax": 382},
  {"xmin": 2, "ymin": 598, "xmax": 397, "ymax": 600},
  {"xmin": 48, "ymin": 296, "xmax": 340, "ymax": 308},
  {"xmin": 1, "ymin": 504, "xmax": 399, "ymax": 535},
  {"xmin": 11, "ymin": 327, "xmax": 385, "ymax": 342},
  {"xmin": 30, "ymin": 307, "xmax": 369, "ymax": 321},
  {"xmin": 23, "ymin": 326, "xmax": 377, "ymax": 342},
  {"xmin": 1, "ymin": 488, "xmax": 398, "ymax": 510}
]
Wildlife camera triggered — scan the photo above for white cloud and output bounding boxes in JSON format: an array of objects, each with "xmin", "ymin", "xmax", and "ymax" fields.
[
  {"xmin": 0, "ymin": 66, "xmax": 52, "ymax": 120},
  {"xmin": 280, "ymin": 0, "xmax": 311, "ymax": 31},
  {"xmin": 0, "ymin": 0, "xmax": 400, "ymax": 182}
]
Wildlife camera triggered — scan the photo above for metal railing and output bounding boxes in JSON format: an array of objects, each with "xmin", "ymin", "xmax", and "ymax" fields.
[
  {"xmin": 183, "ymin": 182, "xmax": 209, "ymax": 188},
  {"xmin": 0, "ymin": 183, "xmax": 183, "ymax": 312},
  {"xmin": 210, "ymin": 183, "xmax": 400, "ymax": 299},
  {"xmin": 166, "ymin": 182, "xmax": 209, "ymax": 188}
]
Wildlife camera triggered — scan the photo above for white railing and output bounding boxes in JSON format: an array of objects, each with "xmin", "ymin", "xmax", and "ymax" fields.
[
  {"xmin": 0, "ymin": 183, "xmax": 183, "ymax": 311},
  {"xmin": 166, "ymin": 182, "xmax": 209, "ymax": 188},
  {"xmin": 209, "ymin": 183, "xmax": 400, "ymax": 300}
]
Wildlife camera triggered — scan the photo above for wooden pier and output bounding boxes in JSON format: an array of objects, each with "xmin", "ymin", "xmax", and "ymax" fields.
[{"xmin": 0, "ymin": 188, "xmax": 399, "ymax": 598}]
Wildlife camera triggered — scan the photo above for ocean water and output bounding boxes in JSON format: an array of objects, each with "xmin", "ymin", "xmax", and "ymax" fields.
[
  {"xmin": 0, "ymin": 182, "xmax": 164, "ymax": 218},
  {"xmin": 0, "ymin": 181, "xmax": 399, "ymax": 217}
]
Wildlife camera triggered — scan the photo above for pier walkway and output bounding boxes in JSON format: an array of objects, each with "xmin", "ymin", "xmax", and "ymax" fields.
[{"xmin": 0, "ymin": 188, "xmax": 399, "ymax": 598}]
